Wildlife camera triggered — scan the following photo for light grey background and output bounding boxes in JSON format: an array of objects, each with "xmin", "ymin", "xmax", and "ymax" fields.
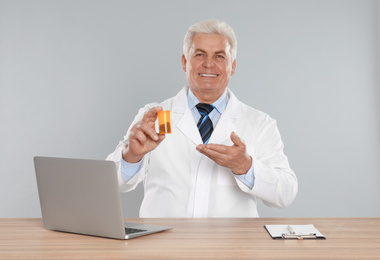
[{"xmin": 1, "ymin": 0, "xmax": 379, "ymax": 218}]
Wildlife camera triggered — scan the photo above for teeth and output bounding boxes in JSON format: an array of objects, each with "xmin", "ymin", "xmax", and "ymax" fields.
[{"xmin": 199, "ymin": 74, "xmax": 218, "ymax": 77}]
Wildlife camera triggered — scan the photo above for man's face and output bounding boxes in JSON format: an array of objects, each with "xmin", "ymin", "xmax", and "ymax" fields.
[{"xmin": 181, "ymin": 34, "xmax": 236, "ymax": 103}]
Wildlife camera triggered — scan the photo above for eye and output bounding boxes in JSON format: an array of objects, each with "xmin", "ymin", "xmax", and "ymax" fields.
[
  {"xmin": 195, "ymin": 53, "xmax": 205, "ymax": 57},
  {"xmin": 216, "ymin": 54, "xmax": 225, "ymax": 59}
]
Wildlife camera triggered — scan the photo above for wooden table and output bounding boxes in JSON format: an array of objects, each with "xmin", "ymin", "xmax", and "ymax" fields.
[{"xmin": 0, "ymin": 218, "xmax": 379, "ymax": 259}]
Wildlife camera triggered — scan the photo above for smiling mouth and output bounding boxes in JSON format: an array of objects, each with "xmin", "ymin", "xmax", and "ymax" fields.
[{"xmin": 199, "ymin": 74, "xmax": 219, "ymax": 77}]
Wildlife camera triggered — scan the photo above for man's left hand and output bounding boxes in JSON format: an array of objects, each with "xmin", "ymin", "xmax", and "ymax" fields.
[{"xmin": 196, "ymin": 132, "xmax": 252, "ymax": 175}]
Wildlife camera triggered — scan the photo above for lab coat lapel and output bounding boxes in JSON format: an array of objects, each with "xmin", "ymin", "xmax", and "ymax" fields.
[
  {"xmin": 176, "ymin": 109, "xmax": 202, "ymax": 145},
  {"xmin": 172, "ymin": 87, "xmax": 203, "ymax": 145},
  {"xmin": 209, "ymin": 114, "xmax": 236, "ymax": 145},
  {"xmin": 209, "ymin": 89, "xmax": 243, "ymax": 145}
]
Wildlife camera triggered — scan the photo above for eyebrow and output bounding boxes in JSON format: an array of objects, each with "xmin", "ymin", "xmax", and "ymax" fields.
[{"xmin": 215, "ymin": 51, "xmax": 227, "ymax": 55}]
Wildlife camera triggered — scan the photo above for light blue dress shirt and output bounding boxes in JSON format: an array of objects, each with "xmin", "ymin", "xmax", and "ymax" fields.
[{"xmin": 121, "ymin": 88, "xmax": 255, "ymax": 189}]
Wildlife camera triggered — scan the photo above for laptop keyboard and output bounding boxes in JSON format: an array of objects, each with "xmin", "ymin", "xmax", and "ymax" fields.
[{"xmin": 125, "ymin": 227, "xmax": 147, "ymax": 235}]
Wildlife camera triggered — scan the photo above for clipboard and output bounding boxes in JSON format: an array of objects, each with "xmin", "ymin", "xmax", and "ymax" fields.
[{"xmin": 264, "ymin": 224, "xmax": 326, "ymax": 240}]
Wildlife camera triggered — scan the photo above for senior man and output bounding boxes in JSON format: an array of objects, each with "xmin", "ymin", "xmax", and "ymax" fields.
[{"xmin": 107, "ymin": 19, "xmax": 298, "ymax": 217}]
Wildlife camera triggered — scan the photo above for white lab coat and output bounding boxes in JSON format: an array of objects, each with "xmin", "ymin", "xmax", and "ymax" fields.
[{"xmin": 107, "ymin": 86, "xmax": 297, "ymax": 217}]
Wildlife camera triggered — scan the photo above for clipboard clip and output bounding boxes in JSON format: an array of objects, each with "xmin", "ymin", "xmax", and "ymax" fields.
[
  {"xmin": 282, "ymin": 225, "xmax": 317, "ymax": 239},
  {"xmin": 281, "ymin": 234, "xmax": 317, "ymax": 239}
]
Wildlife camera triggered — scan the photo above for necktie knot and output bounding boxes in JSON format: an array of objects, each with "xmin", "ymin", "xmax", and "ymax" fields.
[{"xmin": 196, "ymin": 103, "xmax": 214, "ymax": 115}]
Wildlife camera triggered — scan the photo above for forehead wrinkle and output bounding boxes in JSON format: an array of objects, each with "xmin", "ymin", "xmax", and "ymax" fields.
[{"xmin": 194, "ymin": 48, "xmax": 227, "ymax": 55}]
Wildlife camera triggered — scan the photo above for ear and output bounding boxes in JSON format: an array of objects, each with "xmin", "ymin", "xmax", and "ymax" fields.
[
  {"xmin": 181, "ymin": 54, "xmax": 187, "ymax": 72},
  {"xmin": 230, "ymin": 59, "xmax": 237, "ymax": 76}
]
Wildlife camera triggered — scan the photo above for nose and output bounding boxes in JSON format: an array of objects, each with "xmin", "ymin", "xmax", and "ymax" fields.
[{"xmin": 202, "ymin": 56, "xmax": 215, "ymax": 68}]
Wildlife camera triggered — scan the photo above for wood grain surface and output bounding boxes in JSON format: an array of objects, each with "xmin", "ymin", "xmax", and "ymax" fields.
[{"xmin": 0, "ymin": 218, "xmax": 379, "ymax": 259}]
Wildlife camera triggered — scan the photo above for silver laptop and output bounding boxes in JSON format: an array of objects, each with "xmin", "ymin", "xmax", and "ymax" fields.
[{"xmin": 34, "ymin": 156, "xmax": 171, "ymax": 239}]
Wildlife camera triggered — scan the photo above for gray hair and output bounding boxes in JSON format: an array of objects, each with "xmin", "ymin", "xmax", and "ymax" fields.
[{"xmin": 183, "ymin": 19, "xmax": 237, "ymax": 62}]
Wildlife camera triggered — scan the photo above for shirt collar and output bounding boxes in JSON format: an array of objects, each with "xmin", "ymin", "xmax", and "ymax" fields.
[{"xmin": 187, "ymin": 88, "xmax": 229, "ymax": 114}]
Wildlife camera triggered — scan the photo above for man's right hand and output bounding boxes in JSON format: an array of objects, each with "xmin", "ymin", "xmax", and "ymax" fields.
[{"xmin": 122, "ymin": 106, "xmax": 166, "ymax": 163}]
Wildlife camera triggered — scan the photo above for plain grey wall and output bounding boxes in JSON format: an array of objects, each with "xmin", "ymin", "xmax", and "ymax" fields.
[{"xmin": 1, "ymin": 0, "xmax": 379, "ymax": 218}]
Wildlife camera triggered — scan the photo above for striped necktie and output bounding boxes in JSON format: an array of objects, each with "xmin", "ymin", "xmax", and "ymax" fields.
[{"xmin": 196, "ymin": 103, "xmax": 214, "ymax": 144}]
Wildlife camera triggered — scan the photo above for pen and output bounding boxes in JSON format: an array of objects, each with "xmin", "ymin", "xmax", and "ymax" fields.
[{"xmin": 287, "ymin": 225, "xmax": 295, "ymax": 234}]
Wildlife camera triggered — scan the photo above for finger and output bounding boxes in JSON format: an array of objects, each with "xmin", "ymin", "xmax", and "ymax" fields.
[
  {"xmin": 230, "ymin": 131, "xmax": 245, "ymax": 147},
  {"xmin": 197, "ymin": 144, "xmax": 228, "ymax": 161},
  {"xmin": 196, "ymin": 144, "xmax": 206, "ymax": 155},
  {"xmin": 142, "ymin": 106, "xmax": 163, "ymax": 123},
  {"xmin": 196, "ymin": 146, "xmax": 215, "ymax": 159},
  {"xmin": 138, "ymin": 122, "xmax": 159, "ymax": 141},
  {"xmin": 133, "ymin": 129, "xmax": 148, "ymax": 144},
  {"xmin": 202, "ymin": 143, "xmax": 229, "ymax": 154},
  {"xmin": 156, "ymin": 134, "xmax": 166, "ymax": 143}
]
